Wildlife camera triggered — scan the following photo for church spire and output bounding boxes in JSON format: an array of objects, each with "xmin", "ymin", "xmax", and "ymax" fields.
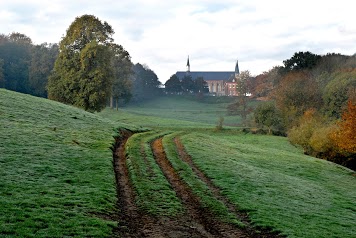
[
  {"xmin": 186, "ymin": 55, "xmax": 190, "ymax": 72},
  {"xmin": 235, "ymin": 59, "xmax": 240, "ymax": 76}
]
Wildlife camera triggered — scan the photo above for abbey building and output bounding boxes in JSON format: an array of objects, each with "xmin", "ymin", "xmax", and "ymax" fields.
[{"xmin": 175, "ymin": 57, "xmax": 240, "ymax": 96}]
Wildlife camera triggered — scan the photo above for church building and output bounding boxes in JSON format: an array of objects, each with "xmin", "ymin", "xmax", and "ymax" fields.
[{"xmin": 175, "ymin": 57, "xmax": 240, "ymax": 96}]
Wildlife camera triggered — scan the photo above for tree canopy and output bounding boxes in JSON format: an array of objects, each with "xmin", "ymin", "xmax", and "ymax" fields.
[
  {"xmin": 110, "ymin": 43, "xmax": 133, "ymax": 109},
  {"xmin": 165, "ymin": 74, "xmax": 182, "ymax": 94},
  {"xmin": 282, "ymin": 51, "xmax": 321, "ymax": 72},
  {"xmin": 0, "ymin": 33, "xmax": 59, "ymax": 96},
  {"xmin": 131, "ymin": 63, "xmax": 161, "ymax": 101},
  {"xmin": 48, "ymin": 14, "xmax": 116, "ymax": 112},
  {"xmin": 29, "ymin": 43, "xmax": 58, "ymax": 97}
]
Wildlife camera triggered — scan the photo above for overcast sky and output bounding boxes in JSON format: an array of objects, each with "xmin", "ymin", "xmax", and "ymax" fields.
[{"xmin": 1, "ymin": 0, "xmax": 356, "ymax": 83}]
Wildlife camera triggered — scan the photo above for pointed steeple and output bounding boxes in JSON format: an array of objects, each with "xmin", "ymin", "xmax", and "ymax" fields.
[
  {"xmin": 186, "ymin": 55, "xmax": 190, "ymax": 72},
  {"xmin": 235, "ymin": 59, "xmax": 240, "ymax": 77}
]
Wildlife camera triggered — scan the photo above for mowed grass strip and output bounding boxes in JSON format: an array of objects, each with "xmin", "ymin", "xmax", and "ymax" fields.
[
  {"xmin": 0, "ymin": 89, "xmax": 138, "ymax": 237},
  {"xmin": 125, "ymin": 131, "xmax": 183, "ymax": 216},
  {"xmin": 181, "ymin": 132, "xmax": 356, "ymax": 238},
  {"xmin": 162, "ymin": 132, "xmax": 243, "ymax": 227}
]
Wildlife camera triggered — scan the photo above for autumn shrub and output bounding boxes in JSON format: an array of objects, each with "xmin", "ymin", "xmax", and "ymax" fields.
[
  {"xmin": 331, "ymin": 100, "xmax": 356, "ymax": 154},
  {"xmin": 329, "ymin": 101, "xmax": 356, "ymax": 170},
  {"xmin": 288, "ymin": 109, "xmax": 322, "ymax": 154},
  {"xmin": 273, "ymin": 71, "xmax": 323, "ymax": 125},
  {"xmin": 288, "ymin": 103, "xmax": 356, "ymax": 170},
  {"xmin": 308, "ymin": 124, "xmax": 339, "ymax": 159}
]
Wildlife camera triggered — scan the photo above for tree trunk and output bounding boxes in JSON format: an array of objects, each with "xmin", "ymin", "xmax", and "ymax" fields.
[{"xmin": 110, "ymin": 96, "xmax": 113, "ymax": 109}]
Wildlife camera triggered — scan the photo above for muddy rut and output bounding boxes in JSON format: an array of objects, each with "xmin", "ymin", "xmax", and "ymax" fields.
[{"xmin": 112, "ymin": 130, "xmax": 282, "ymax": 237}]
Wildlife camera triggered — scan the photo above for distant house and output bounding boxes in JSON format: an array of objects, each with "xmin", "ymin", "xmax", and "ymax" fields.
[{"xmin": 175, "ymin": 57, "xmax": 240, "ymax": 96}]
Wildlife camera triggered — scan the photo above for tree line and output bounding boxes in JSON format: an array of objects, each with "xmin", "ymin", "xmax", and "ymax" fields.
[
  {"xmin": 251, "ymin": 51, "xmax": 356, "ymax": 170},
  {"xmin": 164, "ymin": 74, "xmax": 209, "ymax": 95},
  {"xmin": 0, "ymin": 32, "xmax": 58, "ymax": 97},
  {"xmin": 0, "ymin": 15, "xmax": 162, "ymax": 111}
]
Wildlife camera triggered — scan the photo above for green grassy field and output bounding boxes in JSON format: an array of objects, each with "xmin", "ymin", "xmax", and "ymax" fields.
[
  {"xmin": 1, "ymin": 90, "xmax": 355, "ymax": 237},
  {"xmin": 100, "ymin": 95, "xmax": 243, "ymax": 128},
  {"xmin": 181, "ymin": 132, "xmax": 356, "ymax": 237},
  {"xmin": 0, "ymin": 89, "xmax": 138, "ymax": 237}
]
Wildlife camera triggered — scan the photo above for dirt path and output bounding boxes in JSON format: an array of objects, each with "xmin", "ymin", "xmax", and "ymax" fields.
[
  {"xmin": 151, "ymin": 138, "xmax": 247, "ymax": 238},
  {"xmin": 112, "ymin": 130, "xmax": 282, "ymax": 237},
  {"xmin": 113, "ymin": 129, "xmax": 168, "ymax": 237},
  {"xmin": 112, "ymin": 130, "xmax": 217, "ymax": 237}
]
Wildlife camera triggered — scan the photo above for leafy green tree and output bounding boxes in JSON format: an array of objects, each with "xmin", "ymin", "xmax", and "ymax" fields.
[
  {"xmin": 131, "ymin": 63, "xmax": 161, "ymax": 101},
  {"xmin": 110, "ymin": 43, "xmax": 133, "ymax": 109},
  {"xmin": 0, "ymin": 32, "xmax": 32, "ymax": 93},
  {"xmin": 165, "ymin": 74, "xmax": 182, "ymax": 94},
  {"xmin": 194, "ymin": 76, "xmax": 209, "ymax": 93},
  {"xmin": 323, "ymin": 69, "xmax": 356, "ymax": 118},
  {"xmin": 48, "ymin": 15, "xmax": 115, "ymax": 112},
  {"xmin": 254, "ymin": 102, "xmax": 282, "ymax": 134},
  {"xmin": 181, "ymin": 75, "xmax": 195, "ymax": 93},
  {"xmin": 29, "ymin": 43, "xmax": 58, "ymax": 97}
]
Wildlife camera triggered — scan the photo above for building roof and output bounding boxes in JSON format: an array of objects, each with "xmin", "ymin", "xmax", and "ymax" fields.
[{"xmin": 175, "ymin": 71, "xmax": 235, "ymax": 81}]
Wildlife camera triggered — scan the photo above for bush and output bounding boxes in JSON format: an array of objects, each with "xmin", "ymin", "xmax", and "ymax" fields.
[
  {"xmin": 215, "ymin": 116, "xmax": 224, "ymax": 131},
  {"xmin": 309, "ymin": 125, "xmax": 337, "ymax": 157},
  {"xmin": 254, "ymin": 102, "xmax": 283, "ymax": 135},
  {"xmin": 288, "ymin": 109, "xmax": 324, "ymax": 154},
  {"xmin": 288, "ymin": 106, "xmax": 355, "ymax": 170}
]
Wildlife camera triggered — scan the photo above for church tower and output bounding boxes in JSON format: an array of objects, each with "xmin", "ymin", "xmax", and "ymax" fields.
[
  {"xmin": 235, "ymin": 59, "xmax": 240, "ymax": 77},
  {"xmin": 186, "ymin": 55, "xmax": 190, "ymax": 73}
]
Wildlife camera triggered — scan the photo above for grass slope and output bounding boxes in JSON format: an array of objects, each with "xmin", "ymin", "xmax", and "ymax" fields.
[
  {"xmin": 181, "ymin": 132, "xmax": 356, "ymax": 238},
  {"xmin": 0, "ymin": 89, "xmax": 137, "ymax": 237},
  {"xmin": 2, "ymin": 91, "xmax": 355, "ymax": 238}
]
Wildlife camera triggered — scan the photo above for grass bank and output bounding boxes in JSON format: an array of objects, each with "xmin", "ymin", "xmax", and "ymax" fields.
[
  {"xmin": 181, "ymin": 132, "xmax": 356, "ymax": 238},
  {"xmin": 0, "ymin": 89, "xmax": 137, "ymax": 237}
]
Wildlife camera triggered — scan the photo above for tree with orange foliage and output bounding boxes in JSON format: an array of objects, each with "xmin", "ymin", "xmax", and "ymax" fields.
[{"xmin": 331, "ymin": 100, "xmax": 356, "ymax": 154}]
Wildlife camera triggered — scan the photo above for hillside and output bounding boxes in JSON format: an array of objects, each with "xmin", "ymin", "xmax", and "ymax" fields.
[
  {"xmin": 1, "ymin": 90, "xmax": 355, "ymax": 237},
  {"xmin": 102, "ymin": 96, "xmax": 356, "ymax": 238},
  {"xmin": 0, "ymin": 89, "xmax": 138, "ymax": 237}
]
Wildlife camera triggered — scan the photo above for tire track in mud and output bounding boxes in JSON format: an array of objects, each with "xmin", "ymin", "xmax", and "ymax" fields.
[
  {"xmin": 173, "ymin": 137, "xmax": 284, "ymax": 238},
  {"xmin": 112, "ymin": 130, "xmax": 282, "ymax": 237},
  {"xmin": 151, "ymin": 137, "xmax": 247, "ymax": 238},
  {"xmin": 113, "ymin": 129, "xmax": 167, "ymax": 237},
  {"xmin": 113, "ymin": 130, "xmax": 217, "ymax": 237}
]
